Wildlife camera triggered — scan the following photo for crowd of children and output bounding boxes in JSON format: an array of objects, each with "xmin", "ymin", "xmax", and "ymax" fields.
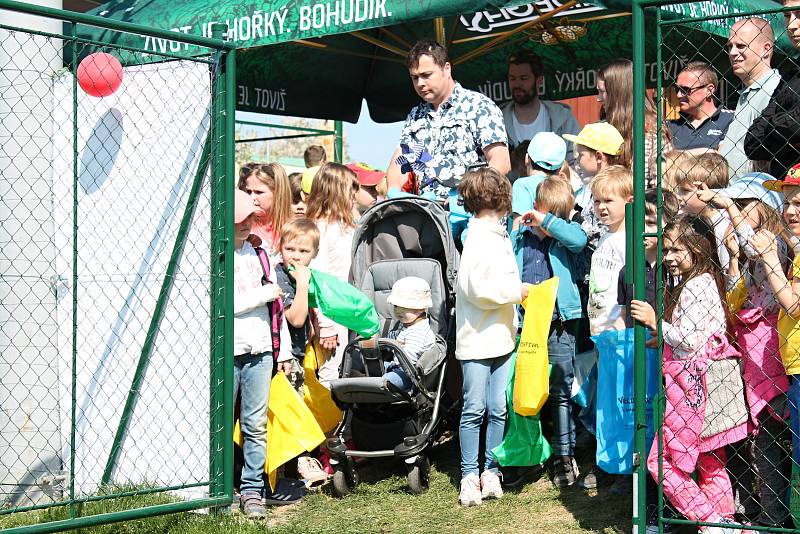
[{"xmin": 232, "ymin": 121, "xmax": 800, "ymax": 532}]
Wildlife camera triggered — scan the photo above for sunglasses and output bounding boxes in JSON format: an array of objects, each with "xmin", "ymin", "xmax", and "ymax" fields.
[{"xmin": 674, "ymin": 84, "xmax": 708, "ymax": 96}]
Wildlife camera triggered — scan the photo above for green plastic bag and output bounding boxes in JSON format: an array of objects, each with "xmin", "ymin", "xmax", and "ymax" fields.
[
  {"xmin": 306, "ymin": 269, "xmax": 380, "ymax": 338},
  {"xmin": 492, "ymin": 351, "xmax": 552, "ymax": 467}
]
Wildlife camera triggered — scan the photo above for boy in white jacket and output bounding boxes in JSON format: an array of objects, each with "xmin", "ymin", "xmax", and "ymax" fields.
[{"xmin": 455, "ymin": 167, "xmax": 529, "ymax": 507}]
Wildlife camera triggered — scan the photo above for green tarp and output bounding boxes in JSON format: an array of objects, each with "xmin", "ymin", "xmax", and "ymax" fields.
[{"xmin": 80, "ymin": 0, "xmax": 788, "ymax": 122}]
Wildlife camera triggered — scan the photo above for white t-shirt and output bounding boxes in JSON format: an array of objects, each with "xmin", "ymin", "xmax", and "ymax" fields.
[
  {"xmin": 512, "ymin": 104, "xmax": 550, "ymax": 143},
  {"xmin": 588, "ymin": 231, "xmax": 626, "ymax": 335}
]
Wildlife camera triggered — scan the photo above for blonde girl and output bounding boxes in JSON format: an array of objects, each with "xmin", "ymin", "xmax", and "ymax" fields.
[
  {"xmin": 305, "ymin": 162, "xmax": 360, "ymax": 385},
  {"xmin": 238, "ymin": 163, "xmax": 292, "ymax": 257}
]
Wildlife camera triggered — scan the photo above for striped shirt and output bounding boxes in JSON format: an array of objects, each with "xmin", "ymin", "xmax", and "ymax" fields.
[{"xmin": 388, "ymin": 319, "xmax": 436, "ymax": 365}]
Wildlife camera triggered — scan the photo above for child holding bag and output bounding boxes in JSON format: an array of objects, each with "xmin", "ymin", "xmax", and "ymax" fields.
[
  {"xmin": 631, "ymin": 215, "xmax": 748, "ymax": 530},
  {"xmin": 305, "ymin": 162, "xmax": 360, "ymax": 386},
  {"xmin": 455, "ymin": 167, "xmax": 528, "ymax": 507}
]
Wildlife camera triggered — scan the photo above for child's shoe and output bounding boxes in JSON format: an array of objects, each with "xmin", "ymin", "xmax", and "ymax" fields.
[
  {"xmin": 480, "ymin": 469, "xmax": 503, "ymax": 499},
  {"xmin": 240, "ymin": 491, "xmax": 267, "ymax": 518},
  {"xmin": 552, "ymin": 456, "xmax": 577, "ymax": 488},
  {"xmin": 297, "ymin": 455, "xmax": 329, "ymax": 489},
  {"xmin": 609, "ymin": 474, "xmax": 633, "ymax": 495},
  {"xmin": 459, "ymin": 474, "xmax": 482, "ymax": 506}
]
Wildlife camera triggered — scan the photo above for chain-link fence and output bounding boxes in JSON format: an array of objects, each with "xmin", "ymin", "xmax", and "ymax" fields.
[
  {"xmin": 0, "ymin": 2, "xmax": 235, "ymax": 532},
  {"xmin": 629, "ymin": 1, "xmax": 800, "ymax": 532}
]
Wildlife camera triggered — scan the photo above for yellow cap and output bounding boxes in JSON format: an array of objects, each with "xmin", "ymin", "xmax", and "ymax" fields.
[
  {"xmin": 562, "ymin": 122, "xmax": 624, "ymax": 156},
  {"xmin": 301, "ymin": 165, "xmax": 320, "ymax": 195}
]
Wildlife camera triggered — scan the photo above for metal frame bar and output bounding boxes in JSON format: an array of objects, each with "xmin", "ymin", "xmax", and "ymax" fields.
[
  {"xmin": 350, "ymin": 30, "xmax": 407, "ymax": 56},
  {"xmin": 452, "ymin": 0, "xmax": 577, "ymax": 65},
  {"xmin": 0, "ymin": 0, "xmax": 232, "ymax": 49}
]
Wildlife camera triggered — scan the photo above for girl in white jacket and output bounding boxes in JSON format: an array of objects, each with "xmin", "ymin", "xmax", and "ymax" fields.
[
  {"xmin": 305, "ymin": 163, "xmax": 360, "ymax": 386},
  {"xmin": 455, "ymin": 167, "xmax": 528, "ymax": 507}
]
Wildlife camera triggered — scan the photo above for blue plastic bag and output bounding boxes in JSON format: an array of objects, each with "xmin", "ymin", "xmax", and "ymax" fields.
[{"xmin": 592, "ymin": 328, "xmax": 659, "ymax": 474}]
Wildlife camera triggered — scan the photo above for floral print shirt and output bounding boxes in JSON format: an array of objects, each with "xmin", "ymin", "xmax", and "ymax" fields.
[{"xmin": 400, "ymin": 82, "xmax": 507, "ymax": 200}]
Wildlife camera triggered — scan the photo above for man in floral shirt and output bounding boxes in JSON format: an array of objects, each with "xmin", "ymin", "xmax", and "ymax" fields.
[{"xmin": 386, "ymin": 39, "xmax": 511, "ymax": 201}]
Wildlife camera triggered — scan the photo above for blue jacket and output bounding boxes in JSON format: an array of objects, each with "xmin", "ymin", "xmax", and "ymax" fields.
[{"xmin": 511, "ymin": 213, "xmax": 587, "ymax": 321}]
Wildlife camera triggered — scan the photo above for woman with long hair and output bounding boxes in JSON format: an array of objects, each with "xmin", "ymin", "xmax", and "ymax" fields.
[{"xmin": 598, "ymin": 59, "xmax": 671, "ymax": 188}]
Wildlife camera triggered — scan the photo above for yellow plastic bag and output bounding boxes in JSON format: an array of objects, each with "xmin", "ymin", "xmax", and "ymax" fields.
[
  {"xmin": 302, "ymin": 339, "xmax": 343, "ymax": 433},
  {"xmin": 233, "ymin": 373, "xmax": 326, "ymax": 490},
  {"xmin": 513, "ymin": 277, "xmax": 558, "ymax": 417}
]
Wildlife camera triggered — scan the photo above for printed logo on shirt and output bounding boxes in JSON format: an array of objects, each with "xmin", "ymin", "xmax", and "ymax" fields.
[{"xmin": 707, "ymin": 129, "xmax": 723, "ymax": 136}]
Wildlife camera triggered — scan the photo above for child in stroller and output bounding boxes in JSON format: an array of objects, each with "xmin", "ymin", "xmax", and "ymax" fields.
[{"xmin": 383, "ymin": 276, "xmax": 437, "ymax": 392}]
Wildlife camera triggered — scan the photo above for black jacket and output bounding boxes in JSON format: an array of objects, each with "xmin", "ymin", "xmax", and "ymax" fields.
[{"xmin": 745, "ymin": 63, "xmax": 800, "ymax": 180}]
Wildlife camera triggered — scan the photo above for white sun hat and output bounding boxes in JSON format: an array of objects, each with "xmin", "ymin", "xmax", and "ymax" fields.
[{"xmin": 386, "ymin": 276, "xmax": 433, "ymax": 310}]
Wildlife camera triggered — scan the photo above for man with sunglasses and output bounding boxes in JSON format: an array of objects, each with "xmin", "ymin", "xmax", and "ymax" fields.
[
  {"xmin": 746, "ymin": 0, "xmax": 800, "ymax": 181},
  {"xmin": 667, "ymin": 62, "xmax": 733, "ymax": 150},
  {"xmin": 718, "ymin": 17, "xmax": 780, "ymax": 181}
]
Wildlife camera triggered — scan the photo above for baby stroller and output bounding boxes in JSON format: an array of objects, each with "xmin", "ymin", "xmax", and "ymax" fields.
[{"xmin": 327, "ymin": 197, "xmax": 459, "ymax": 496}]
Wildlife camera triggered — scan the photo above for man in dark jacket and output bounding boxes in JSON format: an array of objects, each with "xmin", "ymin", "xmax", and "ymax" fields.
[{"xmin": 745, "ymin": 1, "xmax": 800, "ymax": 179}]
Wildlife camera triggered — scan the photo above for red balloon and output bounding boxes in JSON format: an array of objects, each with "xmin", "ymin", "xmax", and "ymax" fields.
[{"xmin": 77, "ymin": 52, "xmax": 123, "ymax": 97}]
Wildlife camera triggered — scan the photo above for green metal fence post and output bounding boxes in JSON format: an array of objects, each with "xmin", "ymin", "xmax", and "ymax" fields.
[
  {"xmin": 223, "ymin": 35, "xmax": 237, "ymax": 503},
  {"xmin": 334, "ymin": 120, "xmax": 344, "ymax": 163},
  {"xmin": 632, "ymin": 1, "xmax": 648, "ymax": 533},
  {"xmin": 69, "ymin": 20, "xmax": 79, "ymax": 521},
  {"xmin": 208, "ymin": 23, "xmax": 228, "ymax": 502}
]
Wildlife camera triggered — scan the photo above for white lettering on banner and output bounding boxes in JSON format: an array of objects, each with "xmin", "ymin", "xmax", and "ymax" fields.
[
  {"xmin": 249, "ymin": 87, "xmax": 286, "ymax": 111},
  {"xmin": 300, "ymin": 0, "xmax": 391, "ymax": 32},
  {"xmin": 659, "ymin": 2, "xmax": 747, "ymax": 28},
  {"xmin": 461, "ymin": 1, "xmax": 603, "ymax": 33},
  {"xmin": 478, "ymin": 58, "xmax": 688, "ymax": 102}
]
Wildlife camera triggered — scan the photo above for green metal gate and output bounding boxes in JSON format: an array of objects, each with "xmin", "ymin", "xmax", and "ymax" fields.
[
  {"xmin": 633, "ymin": 1, "xmax": 799, "ymax": 532},
  {"xmin": 0, "ymin": 1, "xmax": 236, "ymax": 531}
]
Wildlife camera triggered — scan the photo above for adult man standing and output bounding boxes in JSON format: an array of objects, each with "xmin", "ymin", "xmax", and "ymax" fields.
[
  {"xmin": 746, "ymin": 1, "xmax": 800, "ymax": 180},
  {"xmin": 667, "ymin": 62, "xmax": 734, "ymax": 150},
  {"xmin": 718, "ymin": 18, "xmax": 781, "ymax": 181},
  {"xmin": 386, "ymin": 39, "xmax": 510, "ymax": 201},
  {"xmin": 502, "ymin": 50, "xmax": 579, "ymax": 160}
]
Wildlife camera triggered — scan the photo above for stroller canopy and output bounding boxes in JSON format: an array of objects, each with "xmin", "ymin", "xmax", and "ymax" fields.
[{"xmin": 351, "ymin": 198, "xmax": 458, "ymax": 296}]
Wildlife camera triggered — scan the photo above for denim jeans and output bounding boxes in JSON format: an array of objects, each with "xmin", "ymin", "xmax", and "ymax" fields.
[
  {"xmin": 384, "ymin": 362, "xmax": 413, "ymax": 391},
  {"xmin": 548, "ymin": 321, "xmax": 578, "ymax": 457},
  {"xmin": 234, "ymin": 352, "xmax": 273, "ymax": 495},
  {"xmin": 459, "ymin": 354, "xmax": 512, "ymax": 478}
]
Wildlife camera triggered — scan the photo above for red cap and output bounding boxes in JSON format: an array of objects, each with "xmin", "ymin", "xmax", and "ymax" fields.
[
  {"xmin": 346, "ymin": 162, "xmax": 385, "ymax": 186},
  {"xmin": 764, "ymin": 163, "xmax": 800, "ymax": 192}
]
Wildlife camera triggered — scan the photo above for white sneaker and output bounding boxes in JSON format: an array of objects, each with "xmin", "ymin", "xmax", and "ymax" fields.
[
  {"xmin": 480, "ymin": 469, "xmax": 503, "ymax": 499},
  {"xmin": 296, "ymin": 455, "xmax": 329, "ymax": 489},
  {"xmin": 459, "ymin": 474, "xmax": 482, "ymax": 506}
]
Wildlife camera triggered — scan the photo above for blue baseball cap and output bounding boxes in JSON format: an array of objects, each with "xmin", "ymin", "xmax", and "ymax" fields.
[
  {"xmin": 714, "ymin": 172, "xmax": 783, "ymax": 211},
  {"xmin": 527, "ymin": 131, "xmax": 567, "ymax": 171}
]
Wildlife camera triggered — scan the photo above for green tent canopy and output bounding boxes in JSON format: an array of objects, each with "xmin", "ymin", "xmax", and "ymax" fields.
[{"xmin": 80, "ymin": 0, "xmax": 788, "ymax": 122}]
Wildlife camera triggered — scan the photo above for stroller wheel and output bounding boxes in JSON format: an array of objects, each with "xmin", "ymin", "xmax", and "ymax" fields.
[
  {"xmin": 332, "ymin": 458, "xmax": 359, "ymax": 498},
  {"xmin": 406, "ymin": 456, "xmax": 430, "ymax": 494}
]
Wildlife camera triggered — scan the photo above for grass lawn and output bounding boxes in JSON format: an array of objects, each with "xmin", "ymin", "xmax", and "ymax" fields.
[{"xmin": 0, "ymin": 436, "xmax": 633, "ymax": 533}]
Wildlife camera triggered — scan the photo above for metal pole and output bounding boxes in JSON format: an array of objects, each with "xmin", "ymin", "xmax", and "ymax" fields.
[
  {"xmin": 632, "ymin": 2, "xmax": 648, "ymax": 533},
  {"xmin": 334, "ymin": 120, "xmax": 344, "ymax": 163},
  {"xmin": 0, "ymin": 0, "xmax": 232, "ymax": 50},
  {"xmin": 208, "ymin": 23, "xmax": 227, "ymax": 501},
  {"xmin": 223, "ymin": 36, "xmax": 237, "ymax": 503}
]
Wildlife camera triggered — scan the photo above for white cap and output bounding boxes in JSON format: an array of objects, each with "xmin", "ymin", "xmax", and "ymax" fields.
[{"xmin": 386, "ymin": 276, "xmax": 432, "ymax": 310}]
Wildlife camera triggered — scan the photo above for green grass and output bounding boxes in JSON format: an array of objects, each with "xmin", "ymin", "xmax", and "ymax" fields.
[{"xmin": 0, "ymin": 438, "xmax": 631, "ymax": 533}]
